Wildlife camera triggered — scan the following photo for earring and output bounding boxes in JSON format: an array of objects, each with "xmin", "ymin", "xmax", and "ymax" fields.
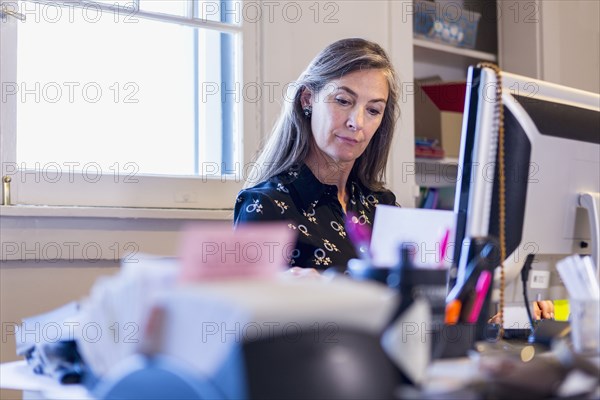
[{"xmin": 303, "ymin": 106, "xmax": 312, "ymax": 118}]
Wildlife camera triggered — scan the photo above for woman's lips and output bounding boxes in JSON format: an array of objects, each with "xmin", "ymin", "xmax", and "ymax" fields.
[{"xmin": 335, "ymin": 135, "xmax": 359, "ymax": 144}]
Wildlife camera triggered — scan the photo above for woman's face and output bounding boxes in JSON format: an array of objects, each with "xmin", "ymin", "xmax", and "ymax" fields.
[{"xmin": 303, "ymin": 69, "xmax": 389, "ymax": 165}]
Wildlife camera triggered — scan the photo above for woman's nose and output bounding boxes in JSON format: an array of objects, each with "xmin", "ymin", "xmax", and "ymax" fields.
[{"xmin": 347, "ymin": 108, "xmax": 364, "ymax": 131}]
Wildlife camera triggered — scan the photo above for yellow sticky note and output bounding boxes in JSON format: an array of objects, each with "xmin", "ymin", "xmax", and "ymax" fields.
[{"xmin": 553, "ymin": 299, "xmax": 570, "ymax": 321}]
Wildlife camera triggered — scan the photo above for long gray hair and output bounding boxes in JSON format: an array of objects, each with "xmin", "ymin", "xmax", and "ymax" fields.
[{"xmin": 248, "ymin": 38, "xmax": 400, "ymax": 191}]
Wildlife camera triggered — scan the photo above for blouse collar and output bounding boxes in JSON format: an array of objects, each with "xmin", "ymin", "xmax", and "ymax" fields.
[
  {"xmin": 287, "ymin": 164, "xmax": 337, "ymax": 211},
  {"xmin": 282, "ymin": 164, "xmax": 368, "ymax": 212}
]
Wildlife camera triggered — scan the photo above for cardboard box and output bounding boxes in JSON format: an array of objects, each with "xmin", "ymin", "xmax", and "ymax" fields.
[{"xmin": 414, "ymin": 80, "xmax": 467, "ymax": 159}]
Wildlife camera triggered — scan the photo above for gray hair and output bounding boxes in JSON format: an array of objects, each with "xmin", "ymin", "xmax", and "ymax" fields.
[{"xmin": 247, "ymin": 38, "xmax": 400, "ymax": 191}]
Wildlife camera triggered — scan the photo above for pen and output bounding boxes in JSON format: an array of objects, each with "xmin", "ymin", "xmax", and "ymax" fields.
[
  {"xmin": 466, "ymin": 270, "xmax": 492, "ymax": 323},
  {"xmin": 445, "ymin": 299, "xmax": 462, "ymax": 324}
]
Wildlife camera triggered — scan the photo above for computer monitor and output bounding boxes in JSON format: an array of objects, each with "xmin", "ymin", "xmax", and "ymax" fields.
[{"xmin": 452, "ymin": 66, "xmax": 600, "ymax": 321}]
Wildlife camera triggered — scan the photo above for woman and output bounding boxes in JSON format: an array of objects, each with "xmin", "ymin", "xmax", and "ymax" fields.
[{"xmin": 234, "ymin": 38, "xmax": 400, "ymax": 270}]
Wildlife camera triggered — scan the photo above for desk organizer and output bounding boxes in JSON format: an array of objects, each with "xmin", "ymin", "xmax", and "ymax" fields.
[{"xmin": 432, "ymin": 323, "xmax": 478, "ymax": 359}]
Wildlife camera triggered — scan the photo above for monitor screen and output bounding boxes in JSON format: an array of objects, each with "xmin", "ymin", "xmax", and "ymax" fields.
[{"xmin": 452, "ymin": 66, "xmax": 600, "ymax": 319}]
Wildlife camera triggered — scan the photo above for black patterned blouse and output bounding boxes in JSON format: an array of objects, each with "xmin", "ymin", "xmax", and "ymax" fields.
[{"xmin": 233, "ymin": 164, "xmax": 397, "ymax": 270}]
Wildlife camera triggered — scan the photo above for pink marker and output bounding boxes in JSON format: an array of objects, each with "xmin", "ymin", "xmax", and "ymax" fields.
[
  {"xmin": 439, "ymin": 228, "xmax": 451, "ymax": 268},
  {"xmin": 467, "ymin": 270, "xmax": 492, "ymax": 323}
]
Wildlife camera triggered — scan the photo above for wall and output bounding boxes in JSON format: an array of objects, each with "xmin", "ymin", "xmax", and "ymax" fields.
[
  {"xmin": 541, "ymin": 0, "xmax": 600, "ymax": 93},
  {"xmin": 499, "ymin": 0, "xmax": 600, "ymax": 93}
]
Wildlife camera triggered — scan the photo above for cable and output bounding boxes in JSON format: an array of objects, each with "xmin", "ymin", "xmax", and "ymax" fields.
[{"xmin": 520, "ymin": 254, "xmax": 536, "ymax": 339}]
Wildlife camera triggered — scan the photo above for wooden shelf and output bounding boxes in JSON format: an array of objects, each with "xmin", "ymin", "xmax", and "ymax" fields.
[
  {"xmin": 413, "ymin": 38, "xmax": 496, "ymax": 62},
  {"xmin": 415, "ymin": 157, "xmax": 459, "ymax": 166},
  {"xmin": 415, "ymin": 174, "xmax": 458, "ymax": 189},
  {"xmin": 415, "ymin": 159, "xmax": 460, "ymax": 188}
]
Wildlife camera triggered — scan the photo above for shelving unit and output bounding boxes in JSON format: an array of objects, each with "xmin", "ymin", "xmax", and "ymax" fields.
[
  {"xmin": 415, "ymin": 157, "xmax": 459, "ymax": 166},
  {"xmin": 413, "ymin": 38, "xmax": 496, "ymax": 62},
  {"xmin": 415, "ymin": 160, "xmax": 458, "ymax": 188},
  {"xmin": 412, "ymin": 0, "xmax": 498, "ymax": 209}
]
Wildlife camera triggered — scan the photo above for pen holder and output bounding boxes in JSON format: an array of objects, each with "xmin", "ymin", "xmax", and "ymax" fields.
[
  {"xmin": 380, "ymin": 266, "xmax": 448, "ymax": 386},
  {"xmin": 347, "ymin": 257, "xmax": 450, "ymax": 385},
  {"xmin": 432, "ymin": 323, "xmax": 478, "ymax": 359}
]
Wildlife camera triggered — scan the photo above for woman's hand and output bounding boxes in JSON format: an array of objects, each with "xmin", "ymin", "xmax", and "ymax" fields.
[
  {"xmin": 488, "ymin": 300, "xmax": 555, "ymax": 324},
  {"xmin": 533, "ymin": 300, "xmax": 554, "ymax": 320}
]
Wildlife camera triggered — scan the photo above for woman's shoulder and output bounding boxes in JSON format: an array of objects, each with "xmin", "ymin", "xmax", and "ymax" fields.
[
  {"xmin": 239, "ymin": 174, "xmax": 293, "ymax": 197},
  {"xmin": 236, "ymin": 183, "xmax": 280, "ymax": 205},
  {"xmin": 235, "ymin": 176, "xmax": 298, "ymax": 211},
  {"xmin": 374, "ymin": 187, "xmax": 397, "ymax": 206},
  {"xmin": 238, "ymin": 166, "xmax": 302, "ymax": 197},
  {"xmin": 234, "ymin": 170, "xmax": 305, "ymax": 223}
]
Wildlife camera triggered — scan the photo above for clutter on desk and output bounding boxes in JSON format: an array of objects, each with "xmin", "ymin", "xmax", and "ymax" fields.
[
  {"xmin": 11, "ymin": 221, "xmax": 600, "ymax": 399},
  {"xmin": 14, "ymin": 222, "xmax": 412, "ymax": 398},
  {"xmin": 380, "ymin": 245, "xmax": 448, "ymax": 384},
  {"xmin": 472, "ymin": 339, "xmax": 600, "ymax": 399},
  {"xmin": 348, "ymin": 214, "xmax": 454, "ymax": 384},
  {"xmin": 151, "ymin": 277, "xmax": 400, "ymax": 399},
  {"xmin": 12, "ymin": 256, "xmax": 180, "ymax": 386},
  {"xmin": 556, "ymin": 255, "xmax": 600, "ymax": 300},
  {"xmin": 15, "ymin": 302, "xmax": 86, "ymax": 384}
]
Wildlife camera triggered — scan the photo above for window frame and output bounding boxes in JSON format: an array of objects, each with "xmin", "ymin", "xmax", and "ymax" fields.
[{"xmin": 0, "ymin": 0, "xmax": 261, "ymax": 211}]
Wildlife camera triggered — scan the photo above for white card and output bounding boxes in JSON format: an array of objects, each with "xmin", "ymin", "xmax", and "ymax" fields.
[{"xmin": 370, "ymin": 205, "xmax": 456, "ymax": 268}]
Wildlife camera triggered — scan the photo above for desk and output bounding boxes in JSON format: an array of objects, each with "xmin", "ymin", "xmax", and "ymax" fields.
[
  {"xmin": 4, "ymin": 268, "xmax": 598, "ymax": 399},
  {"xmin": 1, "ymin": 358, "xmax": 475, "ymax": 400},
  {"xmin": 0, "ymin": 361, "xmax": 91, "ymax": 400},
  {"xmin": 3, "ymin": 354, "xmax": 599, "ymax": 400}
]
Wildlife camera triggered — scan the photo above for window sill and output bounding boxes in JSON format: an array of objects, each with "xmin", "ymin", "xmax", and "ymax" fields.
[{"xmin": 0, "ymin": 205, "xmax": 233, "ymax": 220}]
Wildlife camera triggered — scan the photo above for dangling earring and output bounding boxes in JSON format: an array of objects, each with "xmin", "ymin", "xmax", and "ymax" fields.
[{"xmin": 303, "ymin": 106, "xmax": 312, "ymax": 118}]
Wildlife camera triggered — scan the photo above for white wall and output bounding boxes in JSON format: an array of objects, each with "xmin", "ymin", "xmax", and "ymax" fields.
[
  {"xmin": 499, "ymin": 0, "xmax": 600, "ymax": 93},
  {"xmin": 541, "ymin": 0, "xmax": 600, "ymax": 93}
]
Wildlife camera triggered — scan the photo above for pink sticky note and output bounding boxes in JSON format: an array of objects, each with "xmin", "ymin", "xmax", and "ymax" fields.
[{"xmin": 178, "ymin": 222, "xmax": 297, "ymax": 282}]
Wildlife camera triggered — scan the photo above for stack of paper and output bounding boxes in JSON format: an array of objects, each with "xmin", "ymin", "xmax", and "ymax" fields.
[
  {"xmin": 556, "ymin": 255, "xmax": 600, "ymax": 300},
  {"xmin": 74, "ymin": 255, "xmax": 180, "ymax": 377}
]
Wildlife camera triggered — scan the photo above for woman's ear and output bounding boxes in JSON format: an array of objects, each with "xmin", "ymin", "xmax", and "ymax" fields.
[{"xmin": 300, "ymin": 87, "xmax": 313, "ymax": 108}]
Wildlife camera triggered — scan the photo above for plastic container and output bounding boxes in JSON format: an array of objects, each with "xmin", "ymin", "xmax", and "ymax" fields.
[
  {"xmin": 569, "ymin": 298, "xmax": 600, "ymax": 355},
  {"xmin": 413, "ymin": 0, "xmax": 481, "ymax": 49}
]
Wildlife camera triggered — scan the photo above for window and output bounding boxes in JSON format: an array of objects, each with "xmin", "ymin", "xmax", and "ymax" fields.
[{"xmin": 0, "ymin": 0, "xmax": 259, "ymax": 209}]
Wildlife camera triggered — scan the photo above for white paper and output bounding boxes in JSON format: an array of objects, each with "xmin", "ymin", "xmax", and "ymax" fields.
[
  {"xmin": 370, "ymin": 205, "xmax": 456, "ymax": 268},
  {"xmin": 0, "ymin": 361, "xmax": 92, "ymax": 399},
  {"xmin": 75, "ymin": 255, "xmax": 180, "ymax": 377}
]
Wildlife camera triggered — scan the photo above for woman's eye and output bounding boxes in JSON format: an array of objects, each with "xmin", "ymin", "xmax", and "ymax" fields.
[
  {"xmin": 368, "ymin": 108, "xmax": 382, "ymax": 116},
  {"xmin": 335, "ymin": 97, "xmax": 351, "ymax": 106}
]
